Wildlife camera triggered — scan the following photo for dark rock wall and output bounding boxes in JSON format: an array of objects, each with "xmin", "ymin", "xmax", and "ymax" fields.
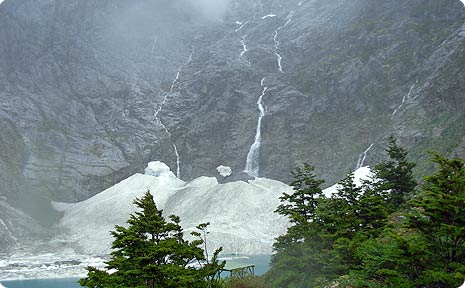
[{"xmin": 0, "ymin": 0, "xmax": 464, "ymax": 231}]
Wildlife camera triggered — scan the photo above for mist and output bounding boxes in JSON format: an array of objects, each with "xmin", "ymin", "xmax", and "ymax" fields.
[{"xmin": 182, "ymin": 0, "xmax": 231, "ymax": 21}]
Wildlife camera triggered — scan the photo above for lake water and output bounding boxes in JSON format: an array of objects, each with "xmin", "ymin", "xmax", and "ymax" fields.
[
  {"xmin": 0, "ymin": 254, "xmax": 271, "ymax": 287},
  {"xmin": 1, "ymin": 278, "xmax": 81, "ymax": 288}
]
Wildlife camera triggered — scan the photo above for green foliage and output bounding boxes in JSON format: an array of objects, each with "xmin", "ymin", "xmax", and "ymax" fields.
[
  {"xmin": 276, "ymin": 163, "xmax": 325, "ymax": 226},
  {"xmin": 269, "ymin": 164, "xmax": 342, "ymax": 288},
  {"xmin": 266, "ymin": 139, "xmax": 465, "ymax": 287},
  {"xmin": 407, "ymin": 153, "xmax": 465, "ymax": 287},
  {"xmin": 274, "ymin": 163, "xmax": 325, "ymax": 246},
  {"xmin": 372, "ymin": 136, "xmax": 417, "ymax": 210},
  {"xmin": 79, "ymin": 191, "xmax": 224, "ymax": 288}
]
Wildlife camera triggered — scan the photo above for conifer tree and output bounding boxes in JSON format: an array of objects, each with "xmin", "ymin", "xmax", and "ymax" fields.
[
  {"xmin": 79, "ymin": 191, "xmax": 224, "ymax": 288},
  {"xmin": 372, "ymin": 136, "xmax": 416, "ymax": 210},
  {"xmin": 274, "ymin": 163, "xmax": 325, "ymax": 243},
  {"xmin": 408, "ymin": 153, "xmax": 465, "ymax": 287},
  {"xmin": 269, "ymin": 164, "xmax": 340, "ymax": 288}
]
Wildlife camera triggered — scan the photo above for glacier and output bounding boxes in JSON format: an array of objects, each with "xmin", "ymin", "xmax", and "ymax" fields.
[
  {"xmin": 0, "ymin": 163, "xmax": 373, "ymax": 280},
  {"xmin": 54, "ymin": 161, "xmax": 292, "ymax": 255},
  {"xmin": 54, "ymin": 162, "xmax": 373, "ymax": 255}
]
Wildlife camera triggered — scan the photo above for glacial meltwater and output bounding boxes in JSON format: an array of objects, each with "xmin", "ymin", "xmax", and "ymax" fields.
[
  {"xmin": 1, "ymin": 278, "xmax": 81, "ymax": 288},
  {"xmin": 0, "ymin": 255, "xmax": 271, "ymax": 287}
]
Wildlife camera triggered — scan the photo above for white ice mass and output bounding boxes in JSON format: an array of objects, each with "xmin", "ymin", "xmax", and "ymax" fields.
[
  {"xmin": 216, "ymin": 165, "xmax": 232, "ymax": 177},
  {"xmin": 55, "ymin": 161, "xmax": 291, "ymax": 255},
  {"xmin": 323, "ymin": 166, "xmax": 372, "ymax": 197},
  {"xmin": 0, "ymin": 164, "xmax": 374, "ymax": 280}
]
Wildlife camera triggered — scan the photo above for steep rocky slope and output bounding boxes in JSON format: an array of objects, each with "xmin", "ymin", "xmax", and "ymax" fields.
[
  {"xmin": 0, "ymin": 0, "xmax": 465, "ymax": 250},
  {"xmin": 0, "ymin": 118, "xmax": 44, "ymax": 253}
]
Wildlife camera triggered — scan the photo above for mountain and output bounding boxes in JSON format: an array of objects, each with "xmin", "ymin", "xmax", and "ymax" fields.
[{"xmin": 0, "ymin": 0, "xmax": 464, "ymax": 252}]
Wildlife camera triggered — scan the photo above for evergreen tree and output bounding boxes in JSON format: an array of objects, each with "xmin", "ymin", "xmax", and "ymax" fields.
[
  {"xmin": 372, "ymin": 136, "xmax": 416, "ymax": 210},
  {"xmin": 408, "ymin": 153, "xmax": 465, "ymax": 287},
  {"xmin": 79, "ymin": 191, "xmax": 224, "ymax": 288},
  {"xmin": 319, "ymin": 172, "xmax": 362, "ymax": 240},
  {"xmin": 274, "ymin": 163, "xmax": 325, "ymax": 243},
  {"xmin": 269, "ymin": 164, "xmax": 341, "ymax": 288},
  {"xmin": 347, "ymin": 153, "xmax": 465, "ymax": 288}
]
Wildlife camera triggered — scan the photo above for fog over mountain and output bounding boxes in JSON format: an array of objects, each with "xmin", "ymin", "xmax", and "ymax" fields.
[
  {"xmin": 0, "ymin": 0, "xmax": 464, "ymax": 263},
  {"xmin": 184, "ymin": 0, "xmax": 231, "ymax": 20}
]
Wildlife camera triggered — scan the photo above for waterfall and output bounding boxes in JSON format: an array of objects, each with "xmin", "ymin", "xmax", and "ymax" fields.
[
  {"xmin": 240, "ymin": 35, "xmax": 248, "ymax": 57},
  {"xmin": 392, "ymin": 83, "xmax": 415, "ymax": 118},
  {"xmin": 244, "ymin": 77, "xmax": 268, "ymax": 177},
  {"xmin": 356, "ymin": 143, "xmax": 374, "ymax": 169},
  {"xmin": 235, "ymin": 21, "xmax": 248, "ymax": 33},
  {"xmin": 273, "ymin": 11, "xmax": 295, "ymax": 73},
  {"xmin": 153, "ymin": 48, "xmax": 194, "ymax": 179}
]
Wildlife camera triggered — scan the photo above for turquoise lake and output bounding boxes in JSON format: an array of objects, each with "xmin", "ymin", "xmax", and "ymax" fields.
[
  {"xmin": 0, "ymin": 255, "xmax": 271, "ymax": 288},
  {"xmin": 1, "ymin": 278, "xmax": 81, "ymax": 288}
]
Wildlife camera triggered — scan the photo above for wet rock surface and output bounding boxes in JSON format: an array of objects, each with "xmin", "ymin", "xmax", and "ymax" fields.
[{"xmin": 0, "ymin": 0, "xmax": 465, "ymax": 250}]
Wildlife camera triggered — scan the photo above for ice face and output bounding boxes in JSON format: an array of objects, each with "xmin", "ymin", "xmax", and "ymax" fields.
[
  {"xmin": 55, "ymin": 162, "xmax": 291, "ymax": 255},
  {"xmin": 144, "ymin": 161, "xmax": 177, "ymax": 178}
]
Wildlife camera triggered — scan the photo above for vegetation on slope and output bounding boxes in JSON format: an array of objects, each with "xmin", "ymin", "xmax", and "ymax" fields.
[
  {"xmin": 267, "ymin": 138, "xmax": 465, "ymax": 288},
  {"xmin": 80, "ymin": 138, "xmax": 465, "ymax": 288},
  {"xmin": 79, "ymin": 191, "xmax": 224, "ymax": 288}
]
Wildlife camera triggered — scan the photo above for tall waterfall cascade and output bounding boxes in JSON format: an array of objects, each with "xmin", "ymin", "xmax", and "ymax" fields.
[{"xmin": 244, "ymin": 77, "xmax": 268, "ymax": 177}]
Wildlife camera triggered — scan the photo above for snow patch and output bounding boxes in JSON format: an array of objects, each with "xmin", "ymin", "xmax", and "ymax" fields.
[
  {"xmin": 323, "ymin": 166, "xmax": 372, "ymax": 197},
  {"xmin": 216, "ymin": 165, "xmax": 232, "ymax": 177}
]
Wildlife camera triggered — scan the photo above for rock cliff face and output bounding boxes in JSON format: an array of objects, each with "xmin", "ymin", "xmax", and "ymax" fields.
[
  {"xmin": 0, "ymin": 0, "xmax": 465, "ymax": 249},
  {"xmin": 0, "ymin": 117, "xmax": 44, "ymax": 252}
]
